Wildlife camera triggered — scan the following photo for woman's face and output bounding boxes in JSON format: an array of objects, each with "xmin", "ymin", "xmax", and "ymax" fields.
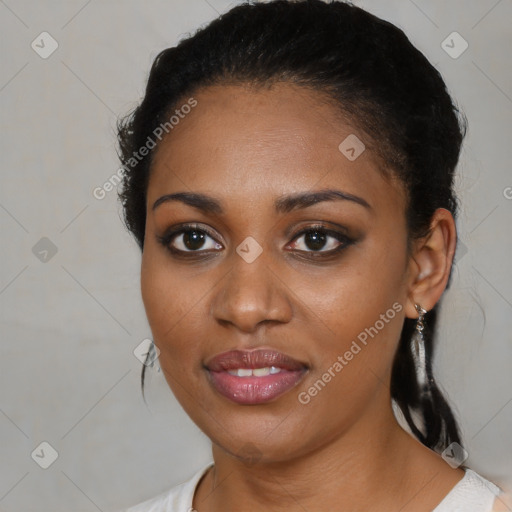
[{"xmin": 141, "ymin": 82, "xmax": 413, "ymax": 463}]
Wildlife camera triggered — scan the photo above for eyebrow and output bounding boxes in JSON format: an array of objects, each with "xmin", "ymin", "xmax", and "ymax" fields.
[{"xmin": 152, "ymin": 188, "xmax": 371, "ymax": 214}]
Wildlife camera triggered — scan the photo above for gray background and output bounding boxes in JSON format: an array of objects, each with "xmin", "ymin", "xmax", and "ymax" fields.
[{"xmin": 0, "ymin": 0, "xmax": 511, "ymax": 510}]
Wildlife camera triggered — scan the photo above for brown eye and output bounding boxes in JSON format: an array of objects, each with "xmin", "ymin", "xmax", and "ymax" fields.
[
  {"xmin": 303, "ymin": 230, "xmax": 328, "ymax": 251},
  {"xmin": 157, "ymin": 224, "xmax": 223, "ymax": 254},
  {"xmin": 171, "ymin": 229, "xmax": 222, "ymax": 252},
  {"xmin": 290, "ymin": 227, "xmax": 350, "ymax": 253},
  {"xmin": 182, "ymin": 230, "xmax": 207, "ymax": 250}
]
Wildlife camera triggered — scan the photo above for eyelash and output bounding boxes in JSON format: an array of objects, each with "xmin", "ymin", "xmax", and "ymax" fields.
[{"xmin": 156, "ymin": 223, "xmax": 354, "ymax": 259}]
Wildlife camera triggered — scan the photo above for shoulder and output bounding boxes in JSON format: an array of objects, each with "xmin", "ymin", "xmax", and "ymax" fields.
[
  {"xmin": 121, "ymin": 463, "xmax": 214, "ymax": 512},
  {"xmin": 434, "ymin": 468, "xmax": 504, "ymax": 512}
]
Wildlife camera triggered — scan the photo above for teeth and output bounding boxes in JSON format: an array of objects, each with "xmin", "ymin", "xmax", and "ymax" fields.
[
  {"xmin": 253, "ymin": 367, "xmax": 270, "ymax": 377},
  {"xmin": 227, "ymin": 366, "xmax": 282, "ymax": 377}
]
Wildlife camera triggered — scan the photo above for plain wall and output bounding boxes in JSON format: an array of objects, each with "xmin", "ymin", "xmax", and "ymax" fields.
[{"xmin": 0, "ymin": 0, "xmax": 511, "ymax": 510}]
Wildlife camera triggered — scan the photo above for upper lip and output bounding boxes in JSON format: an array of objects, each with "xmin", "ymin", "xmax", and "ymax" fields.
[{"xmin": 205, "ymin": 349, "xmax": 308, "ymax": 372}]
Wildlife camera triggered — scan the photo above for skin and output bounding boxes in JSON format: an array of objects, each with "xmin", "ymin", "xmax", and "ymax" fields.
[{"xmin": 140, "ymin": 82, "xmax": 463, "ymax": 511}]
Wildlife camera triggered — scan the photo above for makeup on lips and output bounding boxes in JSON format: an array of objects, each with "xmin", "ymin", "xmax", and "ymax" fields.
[{"xmin": 205, "ymin": 348, "xmax": 308, "ymax": 405}]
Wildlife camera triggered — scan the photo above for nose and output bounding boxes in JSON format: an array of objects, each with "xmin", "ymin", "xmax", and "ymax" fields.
[{"xmin": 211, "ymin": 248, "xmax": 293, "ymax": 333}]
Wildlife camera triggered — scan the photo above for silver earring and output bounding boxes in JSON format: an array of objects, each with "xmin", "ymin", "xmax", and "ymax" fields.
[{"xmin": 412, "ymin": 304, "xmax": 431, "ymax": 397}]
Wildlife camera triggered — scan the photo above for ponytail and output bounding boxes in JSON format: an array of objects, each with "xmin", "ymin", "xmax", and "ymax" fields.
[{"xmin": 391, "ymin": 304, "xmax": 462, "ymax": 452}]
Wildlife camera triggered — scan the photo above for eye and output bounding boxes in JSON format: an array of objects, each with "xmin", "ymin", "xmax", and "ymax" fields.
[
  {"xmin": 157, "ymin": 224, "xmax": 223, "ymax": 254},
  {"xmin": 287, "ymin": 225, "xmax": 352, "ymax": 254}
]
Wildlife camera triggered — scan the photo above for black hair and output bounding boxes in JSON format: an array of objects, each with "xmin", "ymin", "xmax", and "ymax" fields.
[{"xmin": 117, "ymin": 0, "xmax": 466, "ymax": 453}]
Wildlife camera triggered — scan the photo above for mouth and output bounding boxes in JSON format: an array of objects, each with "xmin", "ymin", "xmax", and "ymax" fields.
[{"xmin": 204, "ymin": 348, "xmax": 308, "ymax": 405}]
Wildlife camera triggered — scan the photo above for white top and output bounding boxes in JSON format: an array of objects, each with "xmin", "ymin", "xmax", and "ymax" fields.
[{"xmin": 122, "ymin": 463, "xmax": 502, "ymax": 512}]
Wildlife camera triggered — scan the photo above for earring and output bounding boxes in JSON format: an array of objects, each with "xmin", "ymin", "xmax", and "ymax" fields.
[{"xmin": 412, "ymin": 304, "xmax": 431, "ymax": 397}]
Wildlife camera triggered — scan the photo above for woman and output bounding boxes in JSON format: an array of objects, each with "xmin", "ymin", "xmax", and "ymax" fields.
[{"xmin": 117, "ymin": 1, "xmax": 505, "ymax": 510}]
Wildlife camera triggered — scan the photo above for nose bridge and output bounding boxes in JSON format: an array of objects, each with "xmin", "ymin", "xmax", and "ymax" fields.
[{"xmin": 211, "ymin": 241, "xmax": 292, "ymax": 332}]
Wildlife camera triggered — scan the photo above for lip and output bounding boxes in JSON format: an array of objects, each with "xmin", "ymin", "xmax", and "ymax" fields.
[
  {"xmin": 205, "ymin": 349, "xmax": 308, "ymax": 405},
  {"xmin": 205, "ymin": 349, "xmax": 307, "ymax": 372}
]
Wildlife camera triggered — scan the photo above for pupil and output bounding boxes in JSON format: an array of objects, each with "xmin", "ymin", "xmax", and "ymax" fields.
[
  {"xmin": 305, "ymin": 230, "xmax": 326, "ymax": 251},
  {"xmin": 184, "ymin": 230, "xmax": 205, "ymax": 250}
]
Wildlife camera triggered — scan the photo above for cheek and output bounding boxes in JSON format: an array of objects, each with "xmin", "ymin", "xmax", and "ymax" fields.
[
  {"xmin": 141, "ymin": 254, "xmax": 208, "ymax": 405},
  {"xmin": 290, "ymin": 234, "xmax": 408, "ymax": 397},
  {"xmin": 295, "ymin": 239, "xmax": 406, "ymax": 337},
  {"xmin": 140, "ymin": 248, "xmax": 200, "ymax": 357}
]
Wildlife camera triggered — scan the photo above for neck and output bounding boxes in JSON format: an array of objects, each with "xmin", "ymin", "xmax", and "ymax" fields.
[{"xmin": 196, "ymin": 397, "xmax": 429, "ymax": 511}]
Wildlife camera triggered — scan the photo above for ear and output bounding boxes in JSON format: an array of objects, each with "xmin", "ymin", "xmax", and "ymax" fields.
[{"xmin": 404, "ymin": 208, "xmax": 457, "ymax": 319}]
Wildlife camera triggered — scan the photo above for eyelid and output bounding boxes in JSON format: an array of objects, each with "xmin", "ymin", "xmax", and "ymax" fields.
[
  {"xmin": 156, "ymin": 222, "xmax": 223, "ymax": 251},
  {"xmin": 157, "ymin": 221, "xmax": 355, "ymax": 256},
  {"xmin": 286, "ymin": 224, "xmax": 353, "ymax": 252},
  {"xmin": 284, "ymin": 220, "xmax": 351, "ymax": 239}
]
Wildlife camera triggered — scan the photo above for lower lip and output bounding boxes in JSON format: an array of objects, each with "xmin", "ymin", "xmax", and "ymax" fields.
[{"xmin": 207, "ymin": 369, "xmax": 306, "ymax": 405}]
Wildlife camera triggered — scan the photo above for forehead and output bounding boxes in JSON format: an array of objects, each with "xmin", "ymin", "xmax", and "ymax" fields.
[{"xmin": 148, "ymin": 82, "xmax": 404, "ymax": 212}]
